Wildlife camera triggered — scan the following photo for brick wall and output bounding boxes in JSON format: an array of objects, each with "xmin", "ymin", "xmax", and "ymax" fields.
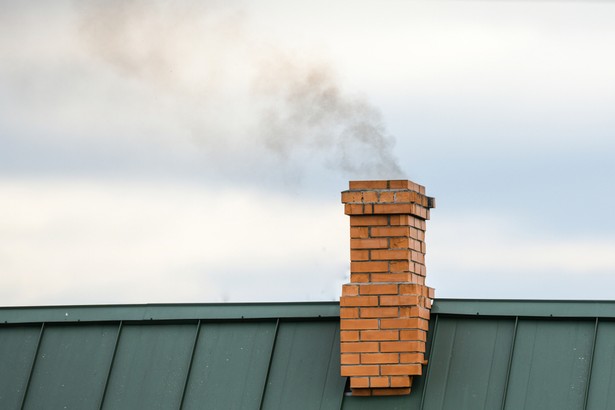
[{"xmin": 340, "ymin": 180, "xmax": 435, "ymax": 396}]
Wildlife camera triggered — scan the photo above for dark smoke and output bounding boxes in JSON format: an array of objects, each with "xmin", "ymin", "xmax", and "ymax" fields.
[
  {"xmin": 75, "ymin": 0, "xmax": 405, "ymax": 179},
  {"xmin": 254, "ymin": 60, "xmax": 403, "ymax": 177}
]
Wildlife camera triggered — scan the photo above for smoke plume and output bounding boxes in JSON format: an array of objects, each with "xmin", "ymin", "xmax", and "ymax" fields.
[{"xmin": 75, "ymin": 0, "xmax": 404, "ymax": 179}]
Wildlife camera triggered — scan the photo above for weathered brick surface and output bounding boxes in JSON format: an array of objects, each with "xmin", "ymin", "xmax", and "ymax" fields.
[{"xmin": 340, "ymin": 180, "xmax": 435, "ymax": 397}]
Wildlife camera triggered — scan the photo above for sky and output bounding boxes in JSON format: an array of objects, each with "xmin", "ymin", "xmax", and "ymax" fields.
[{"xmin": 1, "ymin": 0, "xmax": 615, "ymax": 306}]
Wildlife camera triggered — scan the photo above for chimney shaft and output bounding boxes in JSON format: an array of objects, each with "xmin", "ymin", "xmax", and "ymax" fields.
[{"xmin": 340, "ymin": 180, "xmax": 435, "ymax": 396}]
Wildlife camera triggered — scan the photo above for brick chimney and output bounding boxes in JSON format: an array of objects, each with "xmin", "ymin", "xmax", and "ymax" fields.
[{"xmin": 340, "ymin": 180, "xmax": 435, "ymax": 396}]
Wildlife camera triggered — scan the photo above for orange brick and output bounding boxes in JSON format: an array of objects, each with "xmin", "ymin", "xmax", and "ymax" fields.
[
  {"xmin": 362, "ymin": 191, "xmax": 379, "ymax": 202},
  {"xmin": 389, "ymin": 237, "xmax": 410, "ymax": 248},
  {"xmin": 417, "ymin": 319, "xmax": 429, "ymax": 330},
  {"xmin": 345, "ymin": 203, "xmax": 368, "ymax": 215},
  {"xmin": 400, "ymin": 353, "xmax": 424, "ymax": 363},
  {"xmin": 351, "ymin": 388, "xmax": 372, "ymax": 396},
  {"xmin": 428, "ymin": 287, "xmax": 435, "ymax": 299},
  {"xmin": 360, "ymin": 330, "xmax": 399, "ymax": 341},
  {"xmin": 341, "ymin": 353, "xmax": 361, "ymax": 365},
  {"xmin": 400, "ymin": 330, "xmax": 426, "ymax": 341},
  {"xmin": 361, "ymin": 353, "xmax": 399, "ymax": 364},
  {"xmin": 409, "ymin": 227, "xmax": 419, "ymax": 239},
  {"xmin": 388, "ymin": 180, "xmax": 411, "ymax": 189},
  {"xmin": 399, "ymin": 306, "xmax": 420, "ymax": 317},
  {"xmin": 389, "ymin": 215, "xmax": 410, "ymax": 226},
  {"xmin": 340, "ymin": 342, "xmax": 379, "ymax": 353},
  {"xmin": 350, "ymin": 273, "xmax": 370, "ymax": 283},
  {"xmin": 351, "ymin": 238, "xmax": 389, "ymax": 249},
  {"xmin": 380, "ymin": 295, "xmax": 419, "ymax": 306},
  {"xmin": 399, "ymin": 284, "xmax": 423, "ymax": 295},
  {"xmin": 370, "ymin": 226, "xmax": 410, "ymax": 237},
  {"xmin": 425, "ymin": 299, "xmax": 432, "ymax": 309},
  {"xmin": 380, "ymin": 341, "xmax": 425, "ymax": 353},
  {"xmin": 414, "ymin": 182, "xmax": 426, "ymax": 193},
  {"xmin": 374, "ymin": 203, "xmax": 415, "ymax": 215},
  {"xmin": 342, "ymin": 285, "xmax": 359, "ymax": 296},
  {"xmin": 370, "ymin": 273, "xmax": 412, "ymax": 282},
  {"xmin": 341, "ymin": 191, "xmax": 364, "ymax": 203},
  {"xmin": 390, "ymin": 261, "xmax": 414, "ymax": 273},
  {"xmin": 350, "ymin": 250, "xmax": 370, "ymax": 261},
  {"xmin": 351, "ymin": 261, "xmax": 389, "ymax": 273},
  {"xmin": 416, "ymin": 297, "xmax": 428, "ymax": 309},
  {"xmin": 340, "ymin": 296, "xmax": 379, "ymax": 307},
  {"xmin": 348, "ymin": 180, "xmax": 389, "ymax": 190},
  {"xmin": 370, "ymin": 249, "xmax": 410, "ymax": 261},
  {"xmin": 350, "ymin": 227, "xmax": 369, "ymax": 238},
  {"xmin": 340, "ymin": 308, "xmax": 359, "ymax": 319},
  {"xmin": 396, "ymin": 180, "xmax": 422, "ymax": 190},
  {"xmin": 341, "ymin": 330, "xmax": 360, "ymax": 342},
  {"xmin": 391, "ymin": 376, "xmax": 412, "ymax": 388},
  {"xmin": 360, "ymin": 307, "xmax": 399, "ymax": 319},
  {"xmin": 412, "ymin": 274, "xmax": 425, "ymax": 285},
  {"xmin": 340, "ymin": 319, "xmax": 379, "ymax": 330},
  {"xmin": 350, "ymin": 377, "xmax": 369, "ymax": 388},
  {"xmin": 371, "ymin": 387, "xmax": 411, "ymax": 396},
  {"xmin": 349, "ymin": 180, "xmax": 389, "ymax": 189},
  {"xmin": 381, "ymin": 364, "xmax": 422, "ymax": 376},
  {"xmin": 379, "ymin": 191, "xmax": 395, "ymax": 202},
  {"xmin": 369, "ymin": 376, "xmax": 390, "ymax": 388},
  {"xmin": 415, "ymin": 229, "xmax": 425, "ymax": 241},
  {"xmin": 410, "ymin": 239, "xmax": 422, "ymax": 251},
  {"xmin": 359, "ymin": 284, "xmax": 398, "ymax": 295},
  {"xmin": 350, "ymin": 215, "xmax": 389, "ymax": 226},
  {"xmin": 341, "ymin": 365, "xmax": 380, "ymax": 376},
  {"xmin": 416, "ymin": 307, "xmax": 430, "ymax": 320},
  {"xmin": 411, "ymin": 251, "xmax": 425, "ymax": 264},
  {"xmin": 381, "ymin": 318, "xmax": 421, "ymax": 329},
  {"xmin": 416, "ymin": 264, "xmax": 426, "ymax": 276},
  {"xmin": 394, "ymin": 191, "xmax": 412, "ymax": 202}
]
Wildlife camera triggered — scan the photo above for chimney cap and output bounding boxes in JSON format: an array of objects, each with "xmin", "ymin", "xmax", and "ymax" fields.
[{"xmin": 343, "ymin": 179, "xmax": 436, "ymax": 214}]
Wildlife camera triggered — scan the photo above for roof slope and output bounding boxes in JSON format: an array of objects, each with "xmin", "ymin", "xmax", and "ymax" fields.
[{"xmin": 2, "ymin": 300, "xmax": 615, "ymax": 410}]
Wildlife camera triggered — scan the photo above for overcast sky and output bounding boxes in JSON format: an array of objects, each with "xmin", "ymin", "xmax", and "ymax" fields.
[{"xmin": 2, "ymin": 0, "xmax": 615, "ymax": 306}]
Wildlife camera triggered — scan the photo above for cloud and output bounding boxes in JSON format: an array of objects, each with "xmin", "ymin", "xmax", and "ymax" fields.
[
  {"xmin": 0, "ymin": 177, "xmax": 348, "ymax": 305},
  {"xmin": 428, "ymin": 214, "xmax": 615, "ymax": 299}
]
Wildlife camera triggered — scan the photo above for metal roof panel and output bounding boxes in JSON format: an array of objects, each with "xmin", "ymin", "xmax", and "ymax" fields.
[
  {"xmin": 181, "ymin": 321, "xmax": 276, "ymax": 410},
  {"xmin": 422, "ymin": 316, "xmax": 514, "ymax": 410},
  {"xmin": 586, "ymin": 320, "xmax": 615, "ymax": 410},
  {"xmin": 101, "ymin": 323, "xmax": 195, "ymax": 410},
  {"xmin": 261, "ymin": 320, "xmax": 346, "ymax": 410},
  {"xmin": 0, "ymin": 325, "xmax": 40, "ymax": 409},
  {"xmin": 23, "ymin": 324, "xmax": 118, "ymax": 410},
  {"xmin": 504, "ymin": 319, "xmax": 594, "ymax": 410}
]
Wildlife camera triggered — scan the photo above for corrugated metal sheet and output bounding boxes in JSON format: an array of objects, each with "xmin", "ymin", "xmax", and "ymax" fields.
[{"xmin": 2, "ymin": 300, "xmax": 615, "ymax": 410}]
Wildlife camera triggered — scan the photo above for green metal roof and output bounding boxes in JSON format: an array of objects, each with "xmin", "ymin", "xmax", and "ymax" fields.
[{"xmin": 2, "ymin": 299, "xmax": 615, "ymax": 409}]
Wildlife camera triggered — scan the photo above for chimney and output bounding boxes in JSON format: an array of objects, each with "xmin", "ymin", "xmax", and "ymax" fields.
[{"xmin": 340, "ymin": 180, "xmax": 435, "ymax": 396}]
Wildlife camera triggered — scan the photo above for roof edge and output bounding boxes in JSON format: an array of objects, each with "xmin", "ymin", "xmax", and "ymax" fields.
[
  {"xmin": 433, "ymin": 298, "xmax": 615, "ymax": 318},
  {"xmin": 3, "ymin": 299, "xmax": 615, "ymax": 325},
  {"xmin": 0, "ymin": 301, "xmax": 341, "ymax": 324}
]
